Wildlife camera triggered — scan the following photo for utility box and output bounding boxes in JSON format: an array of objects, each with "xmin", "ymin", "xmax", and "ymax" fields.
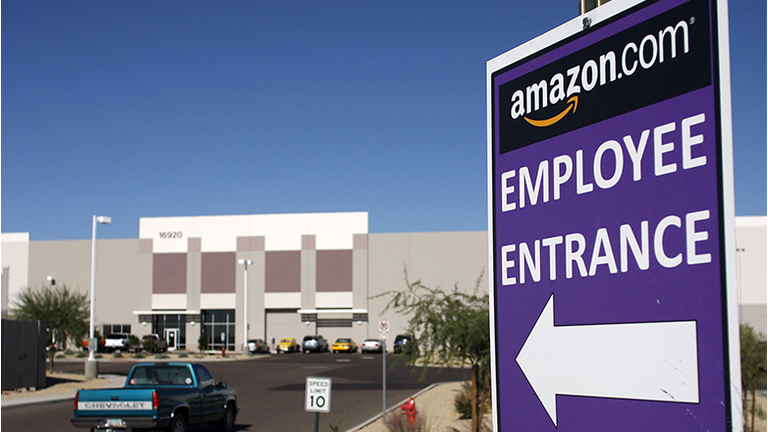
[{"xmin": 1, "ymin": 319, "xmax": 47, "ymax": 391}]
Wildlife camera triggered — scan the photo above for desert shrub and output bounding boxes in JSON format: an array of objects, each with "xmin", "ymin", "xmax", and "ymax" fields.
[
  {"xmin": 454, "ymin": 381, "xmax": 490, "ymax": 419},
  {"xmin": 385, "ymin": 408, "xmax": 431, "ymax": 432}
]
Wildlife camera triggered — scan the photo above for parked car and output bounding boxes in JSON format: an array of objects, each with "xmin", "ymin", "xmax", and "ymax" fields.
[
  {"xmin": 278, "ymin": 337, "xmax": 301, "ymax": 353},
  {"xmin": 332, "ymin": 338, "xmax": 358, "ymax": 353},
  {"xmin": 361, "ymin": 338, "xmax": 384, "ymax": 353},
  {"xmin": 393, "ymin": 334, "xmax": 413, "ymax": 354},
  {"xmin": 302, "ymin": 335, "xmax": 329, "ymax": 353},
  {"xmin": 72, "ymin": 362, "xmax": 238, "ymax": 432},
  {"xmin": 141, "ymin": 334, "xmax": 168, "ymax": 353},
  {"xmin": 247, "ymin": 339, "xmax": 270, "ymax": 354},
  {"xmin": 104, "ymin": 333, "xmax": 131, "ymax": 352}
]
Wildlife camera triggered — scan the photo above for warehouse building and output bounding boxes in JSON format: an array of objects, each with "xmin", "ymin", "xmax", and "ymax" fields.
[{"xmin": 1, "ymin": 212, "xmax": 765, "ymax": 352}]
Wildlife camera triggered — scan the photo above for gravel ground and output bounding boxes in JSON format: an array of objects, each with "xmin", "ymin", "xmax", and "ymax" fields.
[
  {"xmin": 352, "ymin": 384, "xmax": 766, "ymax": 432},
  {"xmin": 352, "ymin": 381, "xmax": 491, "ymax": 432}
]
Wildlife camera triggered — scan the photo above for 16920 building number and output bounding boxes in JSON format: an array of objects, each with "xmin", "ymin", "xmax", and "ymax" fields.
[{"xmin": 158, "ymin": 231, "xmax": 183, "ymax": 239}]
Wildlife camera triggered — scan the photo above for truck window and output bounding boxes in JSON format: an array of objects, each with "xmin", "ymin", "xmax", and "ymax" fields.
[
  {"xmin": 128, "ymin": 365, "xmax": 193, "ymax": 386},
  {"xmin": 193, "ymin": 364, "xmax": 215, "ymax": 389}
]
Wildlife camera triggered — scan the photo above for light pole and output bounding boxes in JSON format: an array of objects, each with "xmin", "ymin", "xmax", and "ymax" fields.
[
  {"xmin": 238, "ymin": 259, "xmax": 252, "ymax": 355},
  {"xmin": 86, "ymin": 215, "xmax": 111, "ymax": 379}
]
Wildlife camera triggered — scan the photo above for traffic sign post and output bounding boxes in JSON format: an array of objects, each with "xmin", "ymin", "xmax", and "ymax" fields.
[
  {"xmin": 306, "ymin": 377, "xmax": 332, "ymax": 432},
  {"xmin": 378, "ymin": 320, "xmax": 389, "ymax": 426},
  {"xmin": 378, "ymin": 320, "xmax": 390, "ymax": 340},
  {"xmin": 487, "ymin": 0, "xmax": 740, "ymax": 431}
]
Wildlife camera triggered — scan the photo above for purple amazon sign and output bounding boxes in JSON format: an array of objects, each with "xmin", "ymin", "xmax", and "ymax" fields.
[{"xmin": 487, "ymin": 0, "xmax": 740, "ymax": 431}]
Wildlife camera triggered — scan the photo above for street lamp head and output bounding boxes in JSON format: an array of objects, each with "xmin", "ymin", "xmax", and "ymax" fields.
[
  {"xmin": 96, "ymin": 216, "xmax": 112, "ymax": 224},
  {"xmin": 238, "ymin": 259, "xmax": 253, "ymax": 265}
]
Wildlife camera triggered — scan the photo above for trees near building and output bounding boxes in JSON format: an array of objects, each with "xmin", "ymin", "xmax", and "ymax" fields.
[
  {"xmin": 376, "ymin": 268, "xmax": 490, "ymax": 432},
  {"xmin": 740, "ymin": 324, "xmax": 766, "ymax": 431},
  {"xmin": 11, "ymin": 285, "xmax": 89, "ymax": 355}
]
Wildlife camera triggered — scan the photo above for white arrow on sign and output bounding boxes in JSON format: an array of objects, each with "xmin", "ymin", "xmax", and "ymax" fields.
[{"xmin": 516, "ymin": 294, "xmax": 699, "ymax": 427}]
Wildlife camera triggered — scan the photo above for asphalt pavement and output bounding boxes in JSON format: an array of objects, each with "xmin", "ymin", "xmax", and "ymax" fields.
[{"xmin": 1, "ymin": 352, "xmax": 471, "ymax": 432}]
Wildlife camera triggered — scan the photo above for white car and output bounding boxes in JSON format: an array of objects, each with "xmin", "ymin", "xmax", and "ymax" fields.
[
  {"xmin": 361, "ymin": 339, "xmax": 384, "ymax": 353},
  {"xmin": 104, "ymin": 333, "xmax": 131, "ymax": 352}
]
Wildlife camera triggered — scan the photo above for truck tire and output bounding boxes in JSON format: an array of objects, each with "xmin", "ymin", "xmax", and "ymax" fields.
[
  {"xmin": 217, "ymin": 405, "xmax": 236, "ymax": 432},
  {"xmin": 169, "ymin": 413, "xmax": 187, "ymax": 432}
]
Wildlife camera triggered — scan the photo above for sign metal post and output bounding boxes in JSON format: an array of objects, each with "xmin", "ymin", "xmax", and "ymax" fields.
[
  {"xmin": 305, "ymin": 376, "xmax": 332, "ymax": 432},
  {"xmin": 379, "ymin": 320, "xmax": 390, "ymax": 426}
]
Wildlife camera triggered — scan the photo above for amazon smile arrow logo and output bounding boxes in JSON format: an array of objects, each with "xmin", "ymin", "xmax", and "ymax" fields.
[{"xmin": 524, "ymin": 96, "xmax": 579, "ymax": 127}]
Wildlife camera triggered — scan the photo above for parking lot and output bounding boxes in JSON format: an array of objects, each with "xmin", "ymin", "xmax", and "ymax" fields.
[{"xmin": 1, "ymin": 351, "xmax": 471, "ymax": 432}]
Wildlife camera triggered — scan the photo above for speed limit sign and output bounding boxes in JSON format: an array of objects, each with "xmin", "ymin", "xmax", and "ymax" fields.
[
  {"xmin": 378, "ymin": 320, "xmax": 390, "ymax": 339},
  {"xmin": 305, "ymin": 377, "xmax": 332, "ymax": 413}
]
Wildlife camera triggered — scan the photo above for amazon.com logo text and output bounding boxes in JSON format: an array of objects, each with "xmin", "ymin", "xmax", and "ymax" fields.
[{"xmin": 510, "ymin": 19, "xmax": 691, "ymax": 127}]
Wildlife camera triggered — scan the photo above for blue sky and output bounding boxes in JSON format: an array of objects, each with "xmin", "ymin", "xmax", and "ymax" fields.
[{"xmin": 2, "ymin": 0, "xmax": 765, "ymax": 240}]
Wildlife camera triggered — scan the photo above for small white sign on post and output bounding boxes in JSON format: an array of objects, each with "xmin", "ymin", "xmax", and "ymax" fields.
[
  {"xmin": 378, "ymin": 320, "xmax": 390, "ymax": 340},
  {"xmin": 305, "ymin": 377, "xmax": 332, "ymax": 413}
]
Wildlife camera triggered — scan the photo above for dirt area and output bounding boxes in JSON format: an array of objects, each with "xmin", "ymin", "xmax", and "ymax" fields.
[
  {"xmin": 353, "ymin": 384, "xmax": 766, "ymax": 432},
  {"xmin": 1, "ymin": 372, "xmax": 112, "ymax": 400},
  {"xmin": 744, "ymin": 393, "xmax": 767, "ymax": 432},
  {"xmin": 353, "ymin": 382, "xmax": 491, "ymax": 432}
]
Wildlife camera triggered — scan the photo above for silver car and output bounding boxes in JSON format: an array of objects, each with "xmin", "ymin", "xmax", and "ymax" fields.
[
  {"xmin": 302, "ymin": 335, "xmax": 329, "ymax": 353},
  {"xmin": 361, "ymin": 339, "xmax": 384, "ymax": 353}
]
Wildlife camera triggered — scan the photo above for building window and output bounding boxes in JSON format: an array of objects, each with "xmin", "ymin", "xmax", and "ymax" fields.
[
  {"xmin": 102, "ymin": 324, "xmax": 132, "ymax": 335},
  {"xmin": 151, "ymin": 315, "xmax": 186, "ymax": 350},
  {"xmin": 201, "ymin": 309, "xmax": 236, "ymax": 351}
]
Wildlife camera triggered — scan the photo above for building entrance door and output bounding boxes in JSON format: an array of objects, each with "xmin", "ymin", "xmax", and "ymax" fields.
[{"xmin": 164, "ymin": 328, "xmax": 180, "ymax": 351}]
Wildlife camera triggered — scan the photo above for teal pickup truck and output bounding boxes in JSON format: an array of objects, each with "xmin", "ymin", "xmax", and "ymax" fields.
[{"xmin": 71, "ymin": 362, "xmax": 237, "ymax": 432}]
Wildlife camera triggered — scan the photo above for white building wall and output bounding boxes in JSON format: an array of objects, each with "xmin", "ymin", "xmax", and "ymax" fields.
[
  {"xmin": 139, "ymin": 212, "xmax": 368, "ymax": 252},
  {"xmin": 735, "ymin": 216, "xmax": 767, "ymax": 335},
  {"xmin": 0, "ymin": 233, "xmax": 30, "ymax": 315}
]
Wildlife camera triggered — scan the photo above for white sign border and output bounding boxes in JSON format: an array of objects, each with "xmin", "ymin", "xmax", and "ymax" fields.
[
  {"xmin": 486, "ymin": 0, "xmax": 740, "ymax": 431},
  {"xmin": 305, "ymin": 376, "xmax": 332, "ymax": 413}
]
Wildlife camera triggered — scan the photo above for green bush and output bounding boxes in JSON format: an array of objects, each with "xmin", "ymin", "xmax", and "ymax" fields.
[
  {"xmin": 133, "ymin": 353, "xmax": 146, "ymax": 359},
  {"xmin": 129, "ymin": 335, "xmax": 140, "ymax": 352},
  {"xmin": 198, "ymin": 333, "xmax": 210, "ymax": 352}
]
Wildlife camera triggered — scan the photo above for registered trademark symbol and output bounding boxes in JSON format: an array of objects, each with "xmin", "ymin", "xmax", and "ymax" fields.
[{"xmin": 689, "ymin": 16, "xmax": 696, "ymax": 25}]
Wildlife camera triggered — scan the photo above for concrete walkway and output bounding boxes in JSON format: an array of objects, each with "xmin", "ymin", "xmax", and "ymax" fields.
[{"xmin": 1, "ymin": 374, "xmax": 125, "ymax": 408}]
